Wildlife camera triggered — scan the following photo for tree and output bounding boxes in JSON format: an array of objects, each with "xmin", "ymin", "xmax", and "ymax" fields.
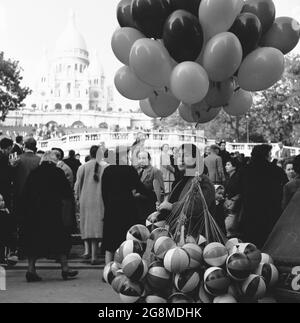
[{"xmin": 0, "ymin": 52, "xmax": 32, "ymax": 121}]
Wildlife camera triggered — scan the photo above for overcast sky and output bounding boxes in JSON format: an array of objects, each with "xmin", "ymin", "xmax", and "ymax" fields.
[{"xmin": 0, "ymin": 0, "xmax": 299, "ymax": 110}]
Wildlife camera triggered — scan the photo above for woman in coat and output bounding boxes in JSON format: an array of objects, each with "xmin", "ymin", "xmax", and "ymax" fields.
[
  {"xmin": 102, "ymin": 146, "xmax": 152, "ymax": 264},
  {"xmin": 75, "ymin": 145, "xmax": 107, "ymax": 265},
  {"xmin": 19, "ymin": 151, "xmax": 78, "ymax": 282}
]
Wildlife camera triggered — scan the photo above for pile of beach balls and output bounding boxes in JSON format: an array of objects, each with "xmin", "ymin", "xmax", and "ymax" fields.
[{"xmin": 103, "ymin": 214, "xmax": 279, "ymax": 303}]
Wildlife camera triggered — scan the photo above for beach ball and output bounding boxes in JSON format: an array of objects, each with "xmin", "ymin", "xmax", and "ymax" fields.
[
  {"xmin": 198, "ymin": 235, "xmax": 207, "ymax": 248},
  {"xmin": 103, "ymin": 262, "xmax": 120, "ymax": 285},
  {"xmin": 232, "ymin": 243, "xmax": 262, "ymax": 270},
  {"xmin": 198, "ymin": 282, "xmax": 213, "ymax": 303},
  {"xmin": 182, "ymin": 243, "xmax": 203, "ymax": 269},
  {"xmin": 146, "ymin": 261, "xmax": 172, "ymax": 291},
  {"xmin": 260, "ymin": 253, "xmax": 274, "ymax": 265},
  {"xmin": 150, "ymin": 227, "xmax": 172, "ymax": 242},
  {"xmin": 119, "ymin": 240, "xmax": 144, "ymax": 261},
  {"xmin": 114, "ymin": 248, "xmax": 122, "ymax": 264},
  {"xmin": 111, "ymin": 274, "xmax": 129, "ymax": 293},
  {"xmin": 255, "ymin": 263, "xmax": 279, "ymax": 288},
  {"xmin": 228, "ymin": 283, "xmax": 243, "ymax": 300},
  {"xmin": 225, "ymin": 238, "xmax": 243, "ymax": 254},
  {"xmin": 164, "ymin": 247, "xmax": 190, "ymax": 274},
  {"xmin": 174, "ymin": 269, "xmax": 201, "ymax": 294},
  {"xmin": 146, "ymin": 212, "xmax": 166, "ymax": 232},
  {"xmin": 126, "ymin": 225, "xmax": 150, "ymax": 243},
  {"xmin": 145, "ymin": 295, "xmax": 167, "ymax": 303},
  {"xmin": 186, "ymin": 235, "xmax": 197, "ymax": 244},
  {"xmin": 203, "ymin": 243, "xmax": 228, "ymax": 267},
  {"xmin": 241, "ymin": 274, "xmax": 266, "ymax": 301},
  {"xmin": 204, "ymin": 267, "xmax": 231, "ymax": 296},
  {"xmin": 119, "ymin": 280, "xmax": 144, "ymax": 303},
  {"xmin": 226, "ymin": 253, "xmax": 252, "ymax": 281},
  {"xmin": 122, "ymin": 253, "xmax": 148, "ymax": 281},
  {"xmin": 154, "ymin": 236, "xmax": 176, "ymax": 259},
  {"xmin": 213, "ymin": 294, "xmax": 237, "ymax": 303},
  {"xmin": 168, "ymin": 293, "xmax": 194, "ymax": 303}
]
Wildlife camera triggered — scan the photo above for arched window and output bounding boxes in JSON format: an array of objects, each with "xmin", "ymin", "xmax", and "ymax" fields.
[
  {"xmin": 55, "ymin": 103, "xmax": 62, "ymax": 110},
  {"xmin": 76, "ymin": 104, "xmax": 83, "ymax": 110},
  {"xmin": 65, "ymin": 103, "xmax": 72, "ymax": 110}
]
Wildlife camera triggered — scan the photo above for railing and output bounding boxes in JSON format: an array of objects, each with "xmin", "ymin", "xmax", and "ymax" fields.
[
  {"xmin": 37, "ymin": 132, "xmax": 300, "ymax": 158},
  {"xmin": 37, "ymin": 131, "xmax": 206, "ymax": 151}
]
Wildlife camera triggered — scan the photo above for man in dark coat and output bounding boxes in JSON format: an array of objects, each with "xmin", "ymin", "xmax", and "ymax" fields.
[
  {"xmin": 219, "ymin": 140, "xmax": 231, "ymax": 169},
  {"xmin": 11, "ymin": 136, "xmax": 24, "ymax": 156},
  {"xmin": 64, "ymin": 150, "xmax": 82, "ymax": 182},
  {"xmin": 232, "ymin": 145, "xmax": 288, "ymax": 248}
]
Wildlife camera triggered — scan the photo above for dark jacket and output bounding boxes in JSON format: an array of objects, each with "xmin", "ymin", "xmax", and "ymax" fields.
[
  {"xmin": 0, "ymin": 152, "xmax": 12, "ymax": 209},
  {"xmin": 232, "ymin": 160, "xmax": 288, "ymax": 248}
]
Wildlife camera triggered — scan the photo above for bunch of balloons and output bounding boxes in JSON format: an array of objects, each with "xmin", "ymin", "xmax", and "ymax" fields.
[{"xmin": 112, "ymin": 0, "xmax": 300, "ymax": 122}]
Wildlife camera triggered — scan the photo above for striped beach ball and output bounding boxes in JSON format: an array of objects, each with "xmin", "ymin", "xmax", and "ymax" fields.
[
  {"xmin": 255, "ymin": 263, "xmax": 279, "ymax": 288},
  {"xmin": 198, "ymin": 235, "xmax": 207, "ymax": 248},
  {"xmin": 119, "ymin": 240, "xmax": 144, "ymax": 261},
  {"xmin": 226, "ymin": 252, "xmax": 252, "ymax": 281},
  {"xmin": 225, "ymin": 238, "xmax": 243, "ymax": 254},
  {"xmin": 232, "ymin": 243, "xmax": 262, "ymax": 270},
  {"xmin": 119, "ymin": 280, "xmax": 144, "ymax": 303},
  {"xmin": 126, "ymin": 225, "xmax": 150, "ymax": 243},
  {"xmin": 198, "ymin": 282, "xmax": 213, "ymax": 303},
  {"xmin": 260, "ymin": 253, "xmax": 274, "ymax": 265},
  {"xmin": 153, "ymin": 236, "xmax": 176, "ymax": 259},
  {"xmin": 174, "ymin": 269, "xmax": 201, "ymax": 293},
  {"xmin": 204, "ymin": 267, "xmax": 231, "ymax": 296},
  {"xmin": 182, "ymin": 243, "xmax": 203, "ymax": 269},
  {"xmin": 145, "ymin": 295, "xmax": 167, "ymax": 303},
  {"xmin": 111, "ymin": 274, "xmax": 129, "ymax": 293},
  {"xmin": 213, "ymin": 294, "xmax": 237, "ymax": 303},
  {"xmin": 164, "ymin": 247, "xmax": 190, "ymax": 274},
  {"xmin": 228, "ymin": 283, "xmax": 243, "ymax": 300},
  {"xmin": 168, "ymin": 293, "xmax": 194, "ymax": 303},
  {"xmin": 186, "ymin": 235, "xmax": 197, "ymax": 244},
  {"xmin": 103, "ymin": 262, "xmax": 120, "ymax": 285},
  {"xmin": 146, "ymin": 261, "xmax": 172, "ymax": 291},
  {"xmin": 122, "ymin": 253, "xmax": 148, "ymax": 281},
  {"xmin": 203, "ymin": 243, "xmax": 228, "ymax": 267},
  {"xmin": 241, "ymin": 274, "xmax": 266, "ymax": 300},
  {"xmin": 150, "ymin": 227, "xmax": 172, "ymax": 242},
  {"xmin": 146, "ymin": 212, "xmax": 166, "ymax": 232},
  {"xmin": 114, "ymin": 248, "xmax": 122, "ymax": 264}
]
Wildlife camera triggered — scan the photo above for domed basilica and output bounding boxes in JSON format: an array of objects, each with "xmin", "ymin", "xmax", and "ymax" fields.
[{"xmin": 5, "ymin": 11, "xmax": 151, "ymax": 130}]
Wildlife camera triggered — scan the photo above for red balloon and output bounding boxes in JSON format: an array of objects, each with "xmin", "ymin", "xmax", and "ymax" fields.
[
  {"xmin": 242, "ymin": 0, "xmax": 275, "ymax": 34},
  {"xmin": 117, "ymin": 0, "xmax": 137, "ymax": 28},
  {"xmin": 260, "ymin": 17, "xmax": 300, "ymax": 55}
]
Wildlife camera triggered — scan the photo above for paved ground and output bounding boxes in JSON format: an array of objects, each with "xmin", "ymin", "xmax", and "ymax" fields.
[{"xmin": 1, "ymin": 268, "xmax": 120, "ymax": 303}]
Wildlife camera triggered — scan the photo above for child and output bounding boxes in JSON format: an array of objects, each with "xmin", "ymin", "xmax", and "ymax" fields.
[{"xmin": 214, "ymin": 185, "xmax": 227, "ymax": 235}]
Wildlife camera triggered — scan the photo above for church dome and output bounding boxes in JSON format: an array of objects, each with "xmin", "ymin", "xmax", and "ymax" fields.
[{"xmin": 55, "ymin": 11, "xmax": 88, "ymax": 57}]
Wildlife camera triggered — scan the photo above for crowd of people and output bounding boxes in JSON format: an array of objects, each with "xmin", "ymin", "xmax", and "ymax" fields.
[{"xmin": 0, "ymin": 134, "xmax": 299, "ymax": 283}]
